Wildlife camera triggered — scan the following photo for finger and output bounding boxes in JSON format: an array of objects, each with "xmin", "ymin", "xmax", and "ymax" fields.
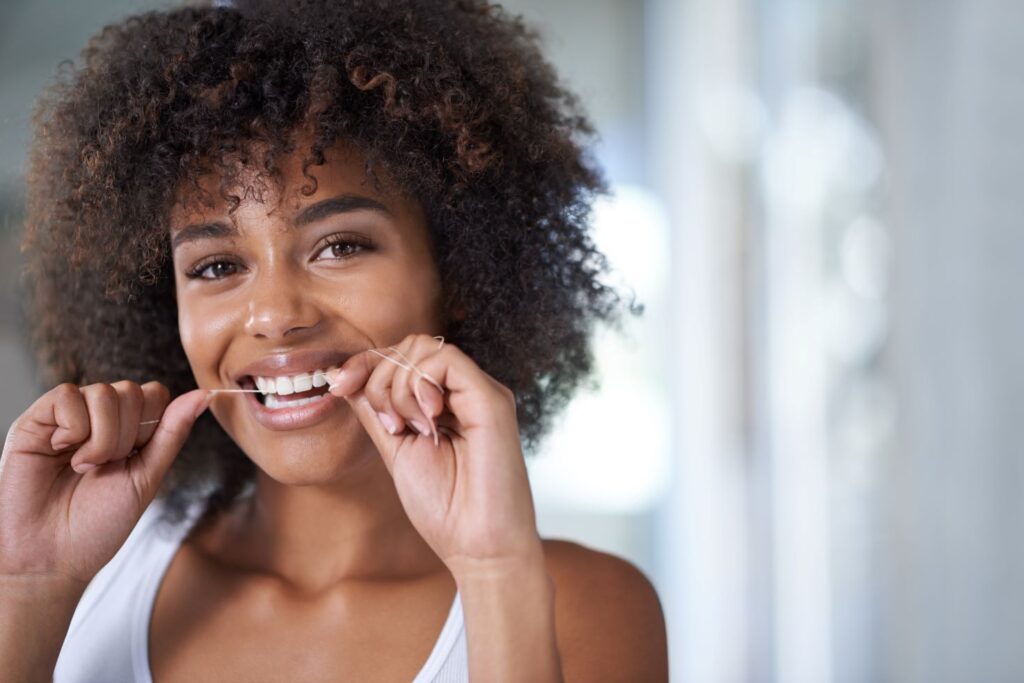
[
  {"xmin": 327, "ymin": 349, "xmax": 384, "ymax": 398},
  {"xmin": 387, "ymin": 335, "xmax": 447, "ymax": 442},
  {"xmin": 361, "ymin": 348, "xmax": 406, "ymax": 435},
  {"xmin": 413, "ymin": 374, "xmax": 445, "ymax": 426},
  {"xmin": 342, "ymin": 390, "xmax": 407, "ymax": 475},
  {"xmin": 46, "ymin": 384, "xmax": 91, "ymax": 453},
  {"xmin": 135, "ymin": 381, "xmax": 171, "ymax": 448},
  {"xmin": 70, "ymin": 384, "xmax": 121, "ymax": 471},
  {"xmin": 405, "ymin": 343, "xmax": 516, "ymax": 432},
  {"xmin": 111, "ymin": 381, "xmax": 144, "ymax": 461},
  {"xmin": 130, "ymin": 389, "xmax": 210, "ymax": 503},
  {"xmin": 7, "ymin": 383, "xmax": 92, "ymax": 456},
  {"xmin": 390, "ymin": 342, "xmax": 441, "ymax": 437}
]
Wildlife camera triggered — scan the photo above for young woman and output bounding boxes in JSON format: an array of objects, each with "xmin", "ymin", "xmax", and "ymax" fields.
[{"xmin": 0, "ymin": 1, "xmax": 668, "ymax": 680}]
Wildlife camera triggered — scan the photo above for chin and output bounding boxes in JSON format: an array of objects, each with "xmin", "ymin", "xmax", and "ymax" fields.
[{"xmin": 244, "ymin": 431, "xmax": 378, "ymax": 485}]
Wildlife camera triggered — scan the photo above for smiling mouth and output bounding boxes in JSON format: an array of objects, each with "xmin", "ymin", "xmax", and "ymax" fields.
[{"xmin": 240, "ymin": 365, "xmax": 340, "ymax": 409}]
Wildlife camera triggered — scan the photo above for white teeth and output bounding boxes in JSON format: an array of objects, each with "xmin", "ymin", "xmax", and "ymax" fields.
[
  {"xmin": 276, "ymin": 376, "xmax": 295, "ymax": 395},
  {"xmin": 252, "ymin": 365, "xmax": 341, "ymax": 397},
  {"xmin": 264, "ymin": 392, "xmax": 329, "ymax": 410},
  {"xmin": 293, "ymin": 374, "xmax": 313, "ymax": 392}
]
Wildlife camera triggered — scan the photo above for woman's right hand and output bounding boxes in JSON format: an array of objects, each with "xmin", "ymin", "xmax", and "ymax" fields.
[{"xmin": 0, "ymin": 382, "xmax": 209, "ymax": 587}]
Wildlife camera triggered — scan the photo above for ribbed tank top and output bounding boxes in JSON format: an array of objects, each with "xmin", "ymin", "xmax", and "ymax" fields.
[{"xmin": 53, "ymin": 497, "xmax": 469, "ymax": 682}]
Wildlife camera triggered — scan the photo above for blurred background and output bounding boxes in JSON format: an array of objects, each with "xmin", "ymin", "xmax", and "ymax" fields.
[{"xmin": 2, "ymin": 0, "xmax": 1021, "ymax": 681}]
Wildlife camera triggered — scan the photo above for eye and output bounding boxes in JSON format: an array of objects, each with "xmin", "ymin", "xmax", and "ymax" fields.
[
  {"xmin": 185, "ymin": 258, "xmax": 241, "ymax": 280},
  {"xmin": 313, "ymin": 234, "xmax": 373, "ymax": 261}
]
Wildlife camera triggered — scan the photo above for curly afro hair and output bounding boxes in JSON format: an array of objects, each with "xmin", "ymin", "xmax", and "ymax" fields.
[{"xmin": 21, "ymin": 0, "xmax": 639, "ymax": 529}]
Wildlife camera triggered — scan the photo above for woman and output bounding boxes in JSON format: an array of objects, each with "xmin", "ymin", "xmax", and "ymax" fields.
[{"xmin": 0, "ymin": 1, "xmax": 668, "ymax": 680}]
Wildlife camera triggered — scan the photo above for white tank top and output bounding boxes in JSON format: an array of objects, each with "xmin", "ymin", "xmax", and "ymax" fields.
[{"xmin": 53, "ymin": 497, "xmax": 469, "ymax": 682}]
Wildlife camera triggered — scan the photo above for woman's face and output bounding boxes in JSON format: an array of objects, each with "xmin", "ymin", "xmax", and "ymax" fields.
[{"xmin": 170, "ymin": 142, "xmax": 444, "ymax": 483}]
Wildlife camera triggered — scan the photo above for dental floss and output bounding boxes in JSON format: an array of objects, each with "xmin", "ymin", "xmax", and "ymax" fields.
[
  {"xmin": 139, "ymin": 337, "xmax": 448, "ymax": 445},
  {"xmin": 366, "ymin": 338, "xmax": 446, "ymax": 446}
]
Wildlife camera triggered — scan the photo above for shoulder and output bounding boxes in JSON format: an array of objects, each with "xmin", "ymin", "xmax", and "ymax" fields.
[{"xmin": 540, "ymin": 538, "xmax": 669, "ymax": 682}]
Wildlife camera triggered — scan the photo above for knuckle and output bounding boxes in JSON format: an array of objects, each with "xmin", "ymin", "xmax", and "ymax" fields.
[
  {"xmin": 494, "ymin": 380, "xmax": 514, "ymax": 400},
  {"xmin": 495, "ymin": 382, "xmax": 517, "ymax": 409},
  {"xmin": 47, "ymin": 384, "xmax": 82, "ymax": 413},
  {"xmin": 363, "ymin": 380, "xmax": 387, "ymax": 406},
  {"xmin": 144, "ymin": 381, "xmax": 172, "ymax": 404},
  {"xmin": 392, "ymin": 374, "xmax": 412, "ymax": 395},
  {"xmin": 89, "ymin": 382, "xmax": 118, "ymax": 404},
  {"xmin": 358, "ymin": 352, "xmax": 375, "ymax": 374},
  {"xmin": 114, "ymin": 380, "xmax": 144, "ymax": 403},
  {"xmin": 52, "ymin": 382, "xmax": 80, "ymax": 401}
]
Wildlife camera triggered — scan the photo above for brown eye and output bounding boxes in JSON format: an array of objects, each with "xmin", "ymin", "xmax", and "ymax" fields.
[
  {"xmin": 313, "ymin": 235, "xmax": 373, "ymax": 261},
  {"xmin": 187, "ymin": 259, "xmax": 239, "ymax": 280}
]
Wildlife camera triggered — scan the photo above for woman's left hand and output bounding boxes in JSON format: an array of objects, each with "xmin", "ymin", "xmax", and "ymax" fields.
[{"xmin": 327, "ymin": 333, "xmax": 543, "ymax": 579}]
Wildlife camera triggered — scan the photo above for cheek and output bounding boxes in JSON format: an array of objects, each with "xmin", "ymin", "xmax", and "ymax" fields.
[
  {"xmin": 336, "ymin": 268, "xmax": 441, "ymax": 343},
  {"xmin": 176, "ymin": 293, "xmax": 237, "ymax": 375}
]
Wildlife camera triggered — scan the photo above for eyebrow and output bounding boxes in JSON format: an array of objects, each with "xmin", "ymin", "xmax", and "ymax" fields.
[{"xmin": 171, "ymin": 194, "xmax": 393, "ymax": 250}]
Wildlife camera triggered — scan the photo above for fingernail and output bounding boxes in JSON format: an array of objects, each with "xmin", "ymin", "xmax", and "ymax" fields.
[
  {"xmin": 410, "ymin": 419, "xmax": 430, "ymax": 436},
  {"xmin": 377, "ymin": 411, "xmax": 398, "ymax": 435},
  {"xmin": 73, "ymin": 462, "xmax": 97, "ymax": 474}
]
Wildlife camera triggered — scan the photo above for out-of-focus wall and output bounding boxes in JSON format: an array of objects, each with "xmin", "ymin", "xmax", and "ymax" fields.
[{"xmin": 874, "ymin": 1, "xmax": 1024, "ymax": 681}]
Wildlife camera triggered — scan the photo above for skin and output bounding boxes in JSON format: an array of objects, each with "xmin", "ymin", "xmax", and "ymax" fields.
[{"xmin": 0, "ymin": 138, "xmax": 667, "ymax": 682}]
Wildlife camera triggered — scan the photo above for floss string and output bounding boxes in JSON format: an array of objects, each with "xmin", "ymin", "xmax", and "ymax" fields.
[{"xmin": 140, "ymin": 336, "xmax": 448, "ymax": 447}]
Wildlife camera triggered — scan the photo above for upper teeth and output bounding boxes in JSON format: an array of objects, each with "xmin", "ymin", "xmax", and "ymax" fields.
[{"xmin": 254, "ymin": 366, "xmax": 339, "ymax": 395}]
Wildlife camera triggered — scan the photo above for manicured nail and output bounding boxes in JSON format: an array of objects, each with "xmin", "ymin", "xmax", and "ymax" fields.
[
  {"xmin": 410, "ymin": 419, "xmax": 431, "ymax": 437},
  {"xmin": 377, "ymin": 411, "xmax": 398, "ymax": 435},
  {"xmin": 73, "ymin": 462, "xmax": 97, "ymax": 474}
]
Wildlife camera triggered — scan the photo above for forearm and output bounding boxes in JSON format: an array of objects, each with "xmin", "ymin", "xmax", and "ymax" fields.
[
  {"xmin": 0, "ymin": 574, "xmax": 85, "ymax": 683},
  {"xmin": 454, "ymin": 550, "xmax": 563, "ymax": 683}
]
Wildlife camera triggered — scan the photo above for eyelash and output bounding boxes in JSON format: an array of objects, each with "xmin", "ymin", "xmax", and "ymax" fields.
[{"xmin": 184, "ymin": 234, "xmax": 374, "ymax": 281}]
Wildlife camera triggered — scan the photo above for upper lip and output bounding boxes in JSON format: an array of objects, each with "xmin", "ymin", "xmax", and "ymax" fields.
[{"xmin": 233, "ymin": 349, "xmax": 354, "ymax": 384}]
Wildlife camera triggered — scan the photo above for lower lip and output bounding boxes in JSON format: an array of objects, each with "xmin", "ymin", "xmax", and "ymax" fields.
[{"xmin": 244, "ymin": 389, "xmax": 342, "ymax": 431}]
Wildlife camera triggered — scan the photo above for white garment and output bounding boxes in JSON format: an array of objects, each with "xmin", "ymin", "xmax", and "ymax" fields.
[{"xmin": 53, "ymin": 497, "xmax": 468, "ymax": 682}]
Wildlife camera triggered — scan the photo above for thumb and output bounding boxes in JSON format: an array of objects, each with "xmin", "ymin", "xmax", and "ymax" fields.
[
  {"xmin": 132, "ymin": 388, "xmax": 210, "ymax": 502},
  {"xmin": 343, "ymin": 390, "xmax": 400, "ymax": 475}
]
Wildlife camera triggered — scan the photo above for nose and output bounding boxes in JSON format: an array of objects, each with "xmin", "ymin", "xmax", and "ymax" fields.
[{"xmin": 243, "ymin": 266, "xmax": 323, "ymax": 340}]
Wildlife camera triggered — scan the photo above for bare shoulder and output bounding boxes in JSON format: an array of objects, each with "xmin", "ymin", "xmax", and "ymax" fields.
[{"xmin": 540, "ymin": 538, "xmax": 669, "ymax": 682}]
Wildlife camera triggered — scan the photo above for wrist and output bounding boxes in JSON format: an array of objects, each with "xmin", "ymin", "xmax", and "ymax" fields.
[
  {"xmin": 452, "ymin": 544, "xmax": 564, "ymax": 683},
  {"xmin": 0, "ymin": 573, "xmax": 87, "ymax": 683},
  {"xmin": 448, "ymin": 540, "xmax": 548, "ymax": 587},
  {"xmin": 0, "ymin": 572, "xmax": 88, "ymax": 604}
]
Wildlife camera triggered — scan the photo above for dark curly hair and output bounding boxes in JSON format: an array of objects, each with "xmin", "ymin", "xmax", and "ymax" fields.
[{"xmin": 21, "ymin": 0, "xmax": 639, "ymax": 530}]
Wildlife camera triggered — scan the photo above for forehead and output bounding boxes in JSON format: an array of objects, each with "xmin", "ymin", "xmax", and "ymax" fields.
[{"xmin": 168, "ymin": 139, "xmax": 406, "ymax": 230}]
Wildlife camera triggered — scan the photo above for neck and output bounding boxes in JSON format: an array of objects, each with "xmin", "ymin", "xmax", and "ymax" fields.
[{"xmin": 193, "ymin": 453, "xmax": 446, "ymax": 595}]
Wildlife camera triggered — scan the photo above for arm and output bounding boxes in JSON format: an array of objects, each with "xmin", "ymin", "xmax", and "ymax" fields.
[
  {"xmin": 455, "ymin": 549, "xmax": 563, "ymax": 683},
  {"xmin": 545, "ymin": 541, "xmax": 669, "ymax": 683},
  {"xmin": 0, "ymin": 574, "xmax": 86, "ymax": 683},
  {"xmin": 328, "ymin": 337, "xmax": 567, "ymax": 679},
  {"xmin": 0, "ymin": 383, "xmax": 208, "ymax": 682}
]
